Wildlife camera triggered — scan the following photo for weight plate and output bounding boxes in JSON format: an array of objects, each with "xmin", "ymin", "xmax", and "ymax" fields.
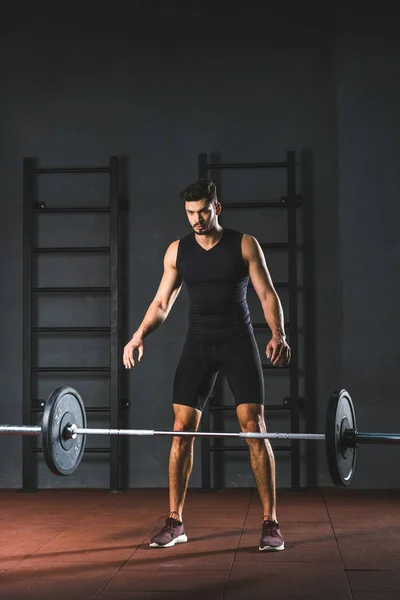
[
  {"xmin": 42, "ymin": 386, "xmax": 87, "ymax": 476},
  {"xmin": 325, "ymin": 389, "xmax": 357, "ymax": 487}
]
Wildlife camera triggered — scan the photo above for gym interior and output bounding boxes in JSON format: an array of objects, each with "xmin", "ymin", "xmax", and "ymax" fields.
[{"xmin": 1, "ymin": 3, "xmax": 399, "ymax": 599}]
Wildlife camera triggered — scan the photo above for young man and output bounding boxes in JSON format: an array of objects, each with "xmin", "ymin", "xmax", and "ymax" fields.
[{"xmin": 123, "ymin": 180, "xmax": 291, "ymax": 551}]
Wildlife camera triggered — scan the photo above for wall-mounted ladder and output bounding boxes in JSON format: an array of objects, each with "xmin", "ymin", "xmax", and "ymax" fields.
[
  {"xmin": 22, "ymin": 156, "xmax": 124, "ymax": 491},
  {"xmin": 198, "ymin": 150, "xmax": 303, "ymax": 490}
]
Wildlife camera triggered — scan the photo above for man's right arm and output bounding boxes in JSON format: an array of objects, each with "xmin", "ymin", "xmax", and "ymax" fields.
[
  {"xmin": 123, "ymin": 240, "xmax": 182, "ymax": 368},
  {"xmin": 135, "ymin": 240, "xmax": 182, "ymax": 339}
]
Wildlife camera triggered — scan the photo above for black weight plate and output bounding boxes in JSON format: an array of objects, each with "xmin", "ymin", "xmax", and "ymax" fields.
[
  {"xmin": 42, "ymin": 386, "xmax": 87, "ymax": 476},
  {"xmin": 325, "ymin": 389, "xmax": 357, "ymax": 487}
]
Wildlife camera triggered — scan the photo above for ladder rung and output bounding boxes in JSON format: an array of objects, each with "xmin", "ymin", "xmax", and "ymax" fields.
[
  {"xmin": 31, "ymin": 287, "xmax": 110, "ymax": 293},
  {"xmin": 260, "ymin": 242, "xmax": 289, "ymax": 249},
  {"xmin": 32, "ymin": 207, "xmax": 110, "ymax": 213},
  {"xmin": 33, "ymin": 167, "xmax": 109, "ymax": 174},
  {"xmin": 259, "ymin": 243, "xmax": 303, "ymax": 251},
  {"xmin": 207, "ymin": 162, "xmax": 286, "ymax": 170},
  {"xmin": 31, "ymin": 327, "xmax": 111, "ymax": 332},
  {"xmin": 223, "ymin": 202, "xmax": 287, "ymax": 209},
  {"xmin": 31, "ymin": 367, "xmax": 110, "ymax": 372},
  {"xmin": 32, "ymin": 247, "xmax": 110, "ymax": 253},
  {"xmin": 274, "ymin": 282, "xmax": 289, "ymax": 289}
]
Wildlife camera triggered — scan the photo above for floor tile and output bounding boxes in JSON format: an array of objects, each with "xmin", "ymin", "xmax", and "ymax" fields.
[
  {"xmin": 347, "ymin": 569, "xmax": 400, "ymax": 592},
  {"xmin": 123, "ymin": 527, "xmax": 241, "ymax": 570},
  {"xmin": 0, "ymin": 574, "xmax": 109, "ymax": 599},
  {"xmin": 225, "ymin": 562, "xmax": 352, "ymax": 599},
  {"xmin": 335, "ymin": 528, "xmax": 400, "ymax": 570},
  {"xmin": 104, "ymin": 569, "xmax": 228, "ymax": 592},
  {"xmin": 236, "ymin": 533, "xmax": 342, "ymax": 563},
  {"xmin": 243, "ymin": 521, "xmax": 335, "ymax": 536},
  {"xmin": 2, "ymin": 488, "xmax": 399, "ymax": 599},
  {"xmin": 353, "ymin": 594, "xmax": 400, "ymax": 600}
]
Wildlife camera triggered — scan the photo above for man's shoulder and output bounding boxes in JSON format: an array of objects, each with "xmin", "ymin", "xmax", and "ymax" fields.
[
  {"xmin": 172, "ymin": 233, "xmax": 195, "ymax": 260},
  {"xmin": 223, "ymin": 227, "xmax": 244, "ymax": 238},
  {"xmin": 224, "ymin": 228, "xmax": 253, "ymax": 242}
]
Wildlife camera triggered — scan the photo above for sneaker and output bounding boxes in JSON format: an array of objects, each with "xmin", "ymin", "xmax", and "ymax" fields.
[
  {"xmin": 150, "ymin": 514, "xmax": 188, "ymax": 548},
  {"xmin": 259, "ymin": 518, "xmax": 285, "ymax": 551}
]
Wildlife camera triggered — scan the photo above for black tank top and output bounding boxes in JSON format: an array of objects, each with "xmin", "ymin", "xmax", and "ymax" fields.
[{"xmin": 176, "ymin": 228, "xmax": 253, "ymax": 341}]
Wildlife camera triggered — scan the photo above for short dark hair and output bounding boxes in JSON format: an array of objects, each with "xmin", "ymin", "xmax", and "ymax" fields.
[{"xmin": 179, "ymin": 179, "xmax": 218, "ymax": 203}]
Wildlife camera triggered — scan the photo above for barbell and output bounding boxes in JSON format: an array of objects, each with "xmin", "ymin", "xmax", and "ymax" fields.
[{"xmin": 0, "ymin": 386, "xmax": 399, "ymax": 486}]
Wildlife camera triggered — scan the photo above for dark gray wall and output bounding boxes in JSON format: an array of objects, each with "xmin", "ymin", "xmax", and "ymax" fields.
[
  {"xmin": 6, "ymin": 5, "xmax": 397, "ymax": 490},
  {"xmin": 335, "ymin": 13, "xmax": 400, "ymax": 488}
]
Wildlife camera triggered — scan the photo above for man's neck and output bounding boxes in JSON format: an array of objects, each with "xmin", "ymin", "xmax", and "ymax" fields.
[{"xmin": 195, "ymin": 226, "xmax": 224, "ymax": 249}]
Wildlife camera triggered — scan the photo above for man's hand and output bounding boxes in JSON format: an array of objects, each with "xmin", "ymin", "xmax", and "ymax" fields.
[
  {"xmin": 123, "ymin": 336, "xmax": 144, "ymax": 369},
  {"xmin": 266, "ymin": 336, "xmax": 291, "ymax": 367}
]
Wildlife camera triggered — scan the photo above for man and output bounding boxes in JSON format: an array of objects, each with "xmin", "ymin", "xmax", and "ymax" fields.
[{"xmin": 123, "ymin": 180, "xmax": 291, "ymax": 551}]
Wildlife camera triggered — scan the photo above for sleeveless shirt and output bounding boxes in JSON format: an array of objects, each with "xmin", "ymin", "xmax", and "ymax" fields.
[{"xmin": 176, "ymin": 228, "xmax": 253, "ymax": 341}]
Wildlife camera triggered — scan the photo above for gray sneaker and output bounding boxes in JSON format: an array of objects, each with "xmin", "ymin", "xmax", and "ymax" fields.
[
  {"xmin": 259, "ymin": 519, "xmax": 285, "ymax": 551},
  {"xmin": 150, "ymin": 515, "xmax": 188, "ymax": 548}
]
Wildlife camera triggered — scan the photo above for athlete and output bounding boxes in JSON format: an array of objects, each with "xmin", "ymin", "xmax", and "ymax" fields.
[{"xmin": 123, "ymin": 179, "xmax": 291, "ymax": 551}]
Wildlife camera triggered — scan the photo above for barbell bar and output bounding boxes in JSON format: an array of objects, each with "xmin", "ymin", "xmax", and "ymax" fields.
[
  {"xmin": 66, "ymin": 427, "xmax": 326, "ymax": 440},
  {"xmin": 0, "ymin": 426, "xmax": 42, "ymax": 435},
  {"xmin": 0, "ymin": 386, "xmax": 399, "ymax": 486},
  {"xmin": 0, "ymin": 426, "xmax": 326, "ymax": 440}
]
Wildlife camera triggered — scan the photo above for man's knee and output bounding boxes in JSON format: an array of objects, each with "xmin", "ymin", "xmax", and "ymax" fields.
[
  {"xmin": 172, "ymin": 419, "xmax": 196, "ymax": 446},
  {"xmin": 241, "ymin": 414, "xmax": 266, "ymax": 433},
  {"xmin": 241, "ymin": 415, "xmax": 267, "ymax": 448}
]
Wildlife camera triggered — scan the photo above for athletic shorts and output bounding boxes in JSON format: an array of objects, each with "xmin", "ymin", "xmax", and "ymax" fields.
[{"xmin": 172, "ymin": 331, "xmax": 265, "ymax": 411}]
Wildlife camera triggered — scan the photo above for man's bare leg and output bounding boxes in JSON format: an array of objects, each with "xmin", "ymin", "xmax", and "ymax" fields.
[
  {"xmin": 236, "ymin": 403, "xmax": 277, "ymax": 521},
  {"xmin": 169, "ymin": 403, "xmax": 202, "ymax": 521}
]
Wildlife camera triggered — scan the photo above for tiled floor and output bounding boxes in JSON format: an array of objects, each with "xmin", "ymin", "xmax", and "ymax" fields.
[{"xmin": 1, "ymin": 487, "xmax": 400, "ymax": 599}]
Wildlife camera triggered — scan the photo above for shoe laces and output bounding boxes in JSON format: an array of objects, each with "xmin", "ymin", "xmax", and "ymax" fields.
[
  {"xmin": 161, "ymin": 513, "xmax": 182, "ymax": 532},
  {"xmin": 262, "ymin": 518, "xmax": 279, "ymax": 535}
]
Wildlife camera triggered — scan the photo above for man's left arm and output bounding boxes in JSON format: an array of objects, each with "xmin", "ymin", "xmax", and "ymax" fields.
[{"xmin": 242, "ymin": 234, "xmax": 291, "ymax": 367}]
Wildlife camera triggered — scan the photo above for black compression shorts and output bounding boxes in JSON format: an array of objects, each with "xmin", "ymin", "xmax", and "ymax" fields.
[{"xmin": 173, "ymin": 331, "xmax": 265, "ymax": 411}]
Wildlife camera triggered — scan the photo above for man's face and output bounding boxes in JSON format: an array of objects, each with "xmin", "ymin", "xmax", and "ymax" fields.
[{"xmin": 185, "ymin": 198, "xmax": 220, "ymax": 235}]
